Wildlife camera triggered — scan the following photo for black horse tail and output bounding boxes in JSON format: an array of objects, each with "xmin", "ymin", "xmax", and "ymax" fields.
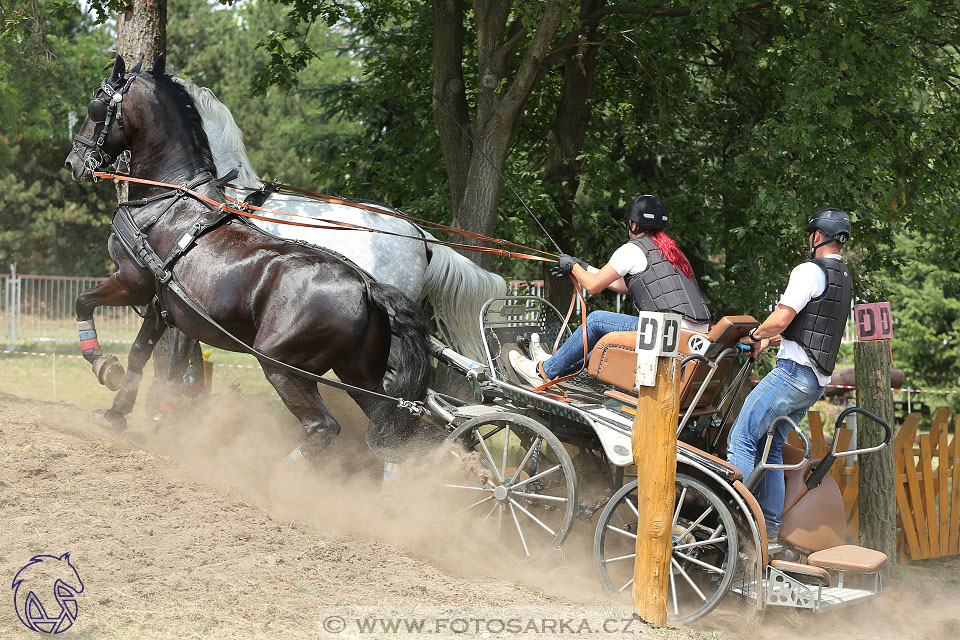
[{"xmin": 365, "ymin": 281, "xmax": 430, "ymax": 453}]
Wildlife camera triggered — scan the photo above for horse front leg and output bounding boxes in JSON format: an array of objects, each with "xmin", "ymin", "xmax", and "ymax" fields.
[{"xmin": 76, "ymin": 274, "xmax": 150, "ymax": 391}]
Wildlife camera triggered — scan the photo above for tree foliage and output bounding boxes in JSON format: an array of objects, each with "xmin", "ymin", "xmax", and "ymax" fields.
[
  {"xmin": 0, "ymin": 0, "xmax": 116, "ymax": 274},
  {"xmin": 263, "ymin": 0, "xmax": 960, "ymax": 321}
]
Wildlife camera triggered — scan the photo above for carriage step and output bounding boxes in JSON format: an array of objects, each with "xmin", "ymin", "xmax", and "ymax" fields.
[
  {"xmin": 807, "ymin": 544, "xmax": 888, "ymax": 573},
  {"xmin": 770, "ymin": 560, "xmax": 831, "ymax": 585}
]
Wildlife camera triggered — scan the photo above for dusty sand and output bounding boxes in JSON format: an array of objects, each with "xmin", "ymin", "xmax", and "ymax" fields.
[{"xmin": 0, "ymin": 390, "xmax": 957, "ymax": 639}]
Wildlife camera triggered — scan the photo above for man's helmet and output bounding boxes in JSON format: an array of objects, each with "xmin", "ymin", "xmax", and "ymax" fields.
[
  {"xmin": 807, "ymin": 208, "xmax": 851, "ymax": 244},
  {"xmin": 623, "ymin": 195, "xmax": 668, "ymax": 231}
]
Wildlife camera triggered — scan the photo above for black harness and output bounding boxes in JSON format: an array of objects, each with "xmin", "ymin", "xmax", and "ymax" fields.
[{"xmin": 73, "ymin": 73, "xmax": 140, "ymax": 178}]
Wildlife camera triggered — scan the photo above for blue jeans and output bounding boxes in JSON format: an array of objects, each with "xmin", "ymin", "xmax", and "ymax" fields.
[
  {"xmin": 542, "ymin": 310, "xmax": 638, "ymax": 379},
  {"xmin": 726, "ymin": 359, "xmax": 825, "ymax": 535}
]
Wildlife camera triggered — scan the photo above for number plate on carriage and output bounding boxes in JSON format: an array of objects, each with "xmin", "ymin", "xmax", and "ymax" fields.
[{"xmin": 634, "ymin": 311, "xmax": 682, "ymax": 388}]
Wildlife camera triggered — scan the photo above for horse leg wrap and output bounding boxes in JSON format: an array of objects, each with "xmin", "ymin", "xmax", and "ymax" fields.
[
  {"xmin": 78, "ymin": 319, "xmax": 103, "ymax": 362},
  {"xmin": 183, "ymin": 371, "xmax": 206, "ymax": 399},
  {"xmin": 109, "ymin": 370, "xmax": 143, "ymax": 416},
  {"xmin": 91, "ymin": 354, "xmax": 124, "ymax": 391}
]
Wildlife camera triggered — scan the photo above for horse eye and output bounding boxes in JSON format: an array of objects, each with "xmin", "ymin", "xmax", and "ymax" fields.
[{"xmin": 88, "ymin": 98, "xmax": 108, "ymax": 123}]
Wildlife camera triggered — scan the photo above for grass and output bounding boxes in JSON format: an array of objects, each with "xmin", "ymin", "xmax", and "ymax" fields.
[{"xmin": 0, "ymin": 339, "xmax": 277, "ymax": 410}]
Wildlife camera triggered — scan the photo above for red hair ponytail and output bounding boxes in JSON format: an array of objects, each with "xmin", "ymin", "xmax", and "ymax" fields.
[{"xmin": 648, "ymin": 230, "xmax": 694, "ymax": 278}]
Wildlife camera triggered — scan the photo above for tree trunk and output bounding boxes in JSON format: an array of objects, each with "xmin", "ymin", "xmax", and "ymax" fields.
[
  {"xmin": 116, "ymin": 0, "xmax": 168, "ymax": 414},
  {"xmin": 432, "ymin": 0, "xmax": 568, "ymax": 259},
  {"xmin": 116, "ymin": 0, "xmax": 166, "ymax": 69},
  {"xmin": 854, "ymin": 339, "xmax": 898, "ymax": 577}
]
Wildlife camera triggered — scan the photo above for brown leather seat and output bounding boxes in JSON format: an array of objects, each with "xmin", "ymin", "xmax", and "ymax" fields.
[
  {"xmin": 588, "ymin": 315, "xmax": 759, "ymax": 412},
  {"xmin": 807, "ymin": 545, "xmax": 888, "ymax": 573}
]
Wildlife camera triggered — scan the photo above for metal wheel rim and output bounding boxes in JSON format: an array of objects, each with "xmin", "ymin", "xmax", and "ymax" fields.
[
  {"xmin": 435, "ymin": 412, "xmax": 578, "ymax": 559},
  {"xmin": 593, "ymin": 474, "xmax": 739, "ymax": 624}
]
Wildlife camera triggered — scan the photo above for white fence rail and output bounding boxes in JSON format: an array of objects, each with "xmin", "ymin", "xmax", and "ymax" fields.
[{"xmin": 2, "ymin": 268, "xmax": 142, "ymax": 348}]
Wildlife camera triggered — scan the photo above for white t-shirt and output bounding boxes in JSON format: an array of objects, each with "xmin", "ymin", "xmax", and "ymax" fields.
[
  {"xmin": 776, "ymin": 254, "xmax": 842, "ymax": 386},
  {"xmin": 608, "ymin": 242, "xmax": 648, "ymax": 277},
  {"xmin": 607, "ymin": 241, "xmax": 708, "ymax": 333}
]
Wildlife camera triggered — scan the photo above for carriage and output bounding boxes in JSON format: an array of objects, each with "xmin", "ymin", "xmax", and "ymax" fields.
[
  {"xmin": 65, "ymin": 57, "xmax": 892, "ymax": 625},
  {"xmin": 419, "ymin": 295, "xmax": 892, "ymax": 623}
]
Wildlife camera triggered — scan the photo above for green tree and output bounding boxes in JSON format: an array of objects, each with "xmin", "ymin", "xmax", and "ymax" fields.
[
  {"xmin": 261, "ymin": 1, "xmax": 960, "ymax": 321},
  {"xmin": 166, "ymin": 0, "xmax": 357, "ymax": 189},
  {"xmin": 0, "ymin": 0, "xmax": 116, "ymax": 274},
  {"xmin": 888, "ymin": 235, "xmax": 960, "ymax": 390}
]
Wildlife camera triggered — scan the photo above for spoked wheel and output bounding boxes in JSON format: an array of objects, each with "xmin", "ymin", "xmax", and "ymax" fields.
[
  {"xmin": 435, "ymin": 413, "xmax": 578, "ymax": 559},
  {"xmin": 594, "ymin": 474, "xmax": 738, "ymax": 624}
]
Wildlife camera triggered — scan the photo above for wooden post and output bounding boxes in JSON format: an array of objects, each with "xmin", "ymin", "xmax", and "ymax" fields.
[
  {"xmin": 632, "ymin": 356, "xmax": 679, "ymax": 625},
  {"xmin": 854, "ymin": 339, "xmax": 898, "ymax": 577}
]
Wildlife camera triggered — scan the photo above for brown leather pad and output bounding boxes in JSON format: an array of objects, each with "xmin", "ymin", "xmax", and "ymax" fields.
[{"xmin": 807, "ymin": 545, "xmax": 888, "ymax": 573}]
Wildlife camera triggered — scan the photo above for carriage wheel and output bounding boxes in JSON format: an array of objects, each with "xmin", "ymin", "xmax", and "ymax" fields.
[
  {"xmin": 593, "ymin": 474, "xmax": 738, "ymax": 624},
  {"xmin": 435, "ymin": 413, "xmax": 578, "ymax": 559}
]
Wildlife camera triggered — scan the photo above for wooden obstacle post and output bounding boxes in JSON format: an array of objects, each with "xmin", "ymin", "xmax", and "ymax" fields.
[
  {"xmin": 854, "ymin": 302, "xmax": 897, "ymax": 576},
  {"xmin": 631, "ymin": 312, "xmax": 681, "ymax": 626}
]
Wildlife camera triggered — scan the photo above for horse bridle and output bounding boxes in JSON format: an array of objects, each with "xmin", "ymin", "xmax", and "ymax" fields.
[{"xmin": 73, "ymin": 72, "xmax": 139, "ymax": 180}]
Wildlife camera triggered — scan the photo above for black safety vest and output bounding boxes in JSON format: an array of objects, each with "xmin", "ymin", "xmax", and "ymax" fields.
[
  {"xmin": 623, "ymin": 236, "xmax": 711, "ymax": 324},
  {"xmin": 781, "ymin": 258, "xmax": 852, "ymax": 376}
]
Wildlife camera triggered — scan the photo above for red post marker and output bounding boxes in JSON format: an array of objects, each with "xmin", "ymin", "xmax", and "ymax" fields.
[
  {"xmin": 855, "ymin": 302, "xmax": 893, "ymax": 341},
  {"xmin": 855, "ymin": 302, "xmax": 893, "ymax": 363}
]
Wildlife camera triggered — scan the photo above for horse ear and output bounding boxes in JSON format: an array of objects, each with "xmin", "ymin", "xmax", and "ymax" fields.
[
  {"xmin": 108, "ymin": 54, "xmax": 126, "ymax": 86},
  {"xmin": 59, "ymin": 552, "xmax": 71, "ymax": 562},
  {"xmin": 151, "ymin": 53, "xmax": 165, "ymax": 77},
  {"xmin": 129, "ymin": 55, "xmax": 144, "ymax": 76}
]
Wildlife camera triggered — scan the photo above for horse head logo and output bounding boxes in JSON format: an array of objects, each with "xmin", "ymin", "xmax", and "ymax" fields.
[{"xmin": 11, "ymin": 553, "xmax": 84, "ymax": 634}]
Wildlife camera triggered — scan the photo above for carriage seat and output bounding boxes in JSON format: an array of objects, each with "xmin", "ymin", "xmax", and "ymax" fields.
[{"xmin": 587, "ymin": 315, "xmax": 759, "ymax": 413}]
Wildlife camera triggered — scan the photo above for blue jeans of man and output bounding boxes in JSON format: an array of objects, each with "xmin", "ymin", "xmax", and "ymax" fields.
[
  {"xmin": 726, "ymin": 358, "xmax": 825, "ymax": 535},
  {"xmin": 541, "ymin": 310, "xmax": 638, "ymax": 379}
]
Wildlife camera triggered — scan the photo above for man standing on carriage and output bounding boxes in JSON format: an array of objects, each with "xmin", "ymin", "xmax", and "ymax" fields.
[
  {"xmin": 726, "ymin": 208, "xmax": 852, "ymax": 545},
  {"xmin": 509, "ymin": 194, "xmax": 711, "ymax": 387}
]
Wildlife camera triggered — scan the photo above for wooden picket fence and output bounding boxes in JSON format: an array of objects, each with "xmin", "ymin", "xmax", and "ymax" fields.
[{"xmin": 792, "ymin": 407, "xmax": 960, "ymax": 562}]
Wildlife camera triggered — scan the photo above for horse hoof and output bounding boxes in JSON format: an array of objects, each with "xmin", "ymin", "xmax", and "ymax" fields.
[
  {"xmin": 92, "ymin": 355, "xmax": 124, "ymax": 391},
  {"xmin": 281, "ymin": 447, "xmax": 312, "ymax": 470},
  {"xmin": 98, "ymin": 410, "xmax": 127, "ymax": 431}
]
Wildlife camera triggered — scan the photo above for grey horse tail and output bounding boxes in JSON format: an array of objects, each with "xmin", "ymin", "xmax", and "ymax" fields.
[{"xmin": 364, "ymin": 281, "xmax": 430, "ymax": 452}]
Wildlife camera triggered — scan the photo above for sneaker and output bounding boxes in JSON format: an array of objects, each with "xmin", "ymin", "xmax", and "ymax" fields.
[
  {"xmin": 767, "ymin": 529, "xmax": 783, "ymax": 556},
  {"xmin": 509, "ymin": 350, "xmax": 548, "ymax": 388},
  {"xmin": 528, "ymin": 333, "xmax": 552, "ymax": 363}
]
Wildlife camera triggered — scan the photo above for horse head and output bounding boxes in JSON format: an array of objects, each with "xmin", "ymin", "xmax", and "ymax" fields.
[{"xmin": 64, "ymin": 54, "xmax": 214, "ymax": 188}]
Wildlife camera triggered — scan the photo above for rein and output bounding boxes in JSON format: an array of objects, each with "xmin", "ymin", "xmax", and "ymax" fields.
[
  {"xmin": 94, "ymin": 172, "xmax": 558, "ymax": 263},
  {"xmin": 95, "ymin": 172, "xmax": 594, "ymax": 399},
  {"xmin": 239, "ymin": 182, "xmax": 558, "ymax": 260}
]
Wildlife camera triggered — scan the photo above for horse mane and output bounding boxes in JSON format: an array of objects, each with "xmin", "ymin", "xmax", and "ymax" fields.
[
  {"xmin": 141, "ymin": 73, "xmax": 217, "ymax": 174},
  {"xmin": 170, "ymin": 76, "xmax": 262, "ymax": 188}
]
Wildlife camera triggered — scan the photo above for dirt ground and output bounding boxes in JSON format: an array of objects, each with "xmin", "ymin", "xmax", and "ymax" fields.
[{"xmin": 1, "ymin": 390, "xmax": 958, "ymax": 639}]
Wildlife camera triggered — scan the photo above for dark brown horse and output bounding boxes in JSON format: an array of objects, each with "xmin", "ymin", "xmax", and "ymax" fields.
[{"xmin": 64, "ymin": 56, "xmax": 430, "ymax": 464}]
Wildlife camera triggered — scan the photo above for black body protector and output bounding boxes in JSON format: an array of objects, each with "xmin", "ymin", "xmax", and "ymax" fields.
[
  {"xmin": 782, "ymin": 258, "xmax": 852, "ymax": 376},
  {"xmin": 623, "ymin": 235, "xmax": 711, "ymax": 324}
]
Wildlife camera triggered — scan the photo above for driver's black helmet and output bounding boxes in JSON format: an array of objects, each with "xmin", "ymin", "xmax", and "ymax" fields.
[
  {"xmin": 807, "ymin": 208, "xmax": 851, "ymax": 244},
  {"xmin": 623, "ymin": 195, "xmax": 668, "ymax": 231}
]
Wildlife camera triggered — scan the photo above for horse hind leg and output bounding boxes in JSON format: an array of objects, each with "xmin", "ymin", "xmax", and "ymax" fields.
[
  {"xmin": 259, "ymin": 364, "xmax": 342, "ymax": 467},
  {"xmin": 152, "ymin": 331, "xmax": 202, "ymax": 422},
  {"xmin": 101, "ymin": 315, "xmax": 167, "ymax": 430}
]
